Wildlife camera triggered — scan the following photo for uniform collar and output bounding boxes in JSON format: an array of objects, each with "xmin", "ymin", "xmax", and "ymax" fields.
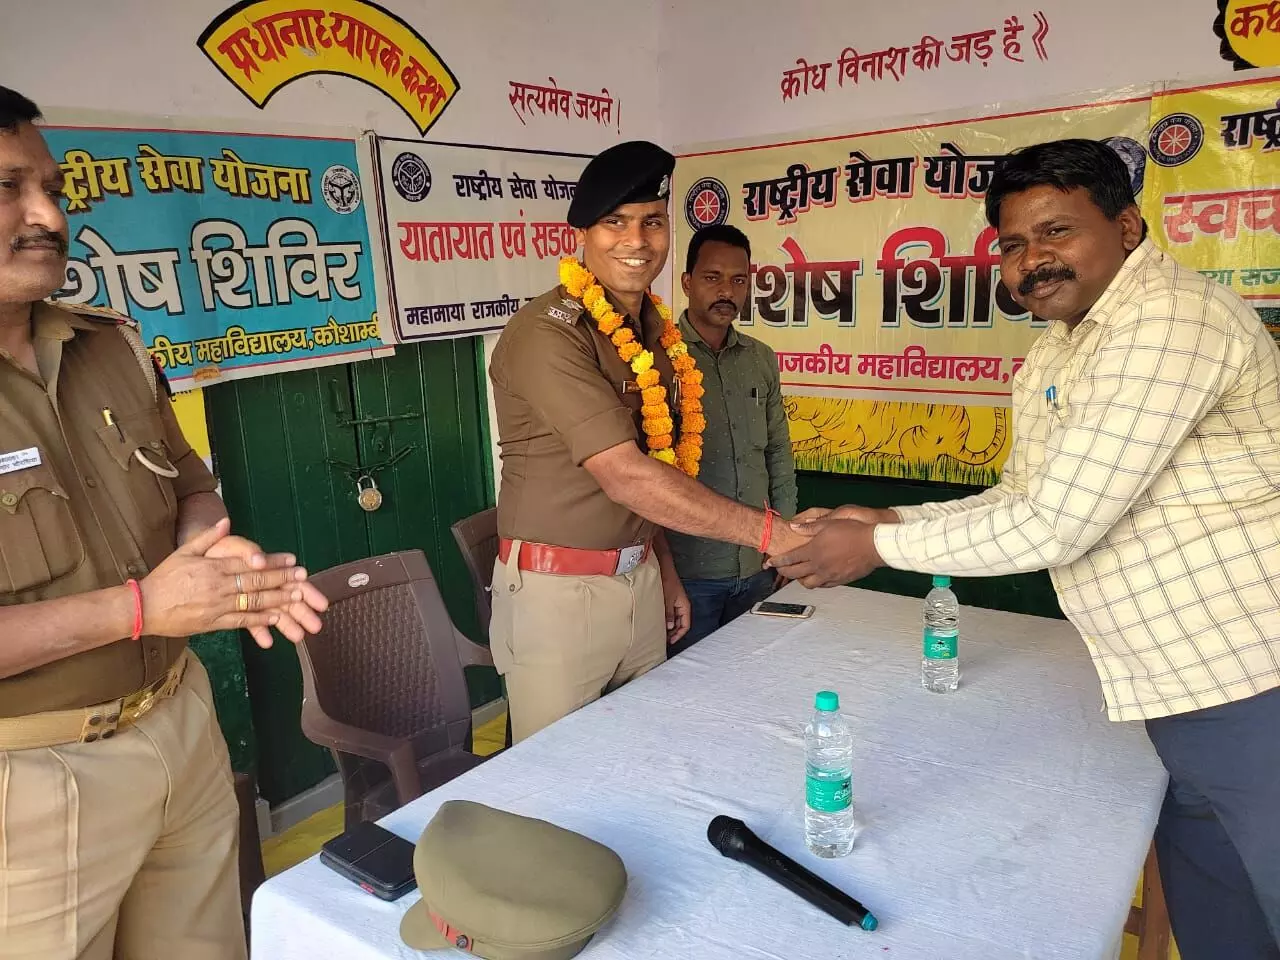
[
  {"xmin": 32, "ymin": 300, "xmax": 79, "ymax": 342},
  {"xmin": 0, "ymin": 301, "xmax": 76, "ymax": 387},
  {"xmin": 678, "ymin": 310, "xmax": 740, "ymax": 351}
]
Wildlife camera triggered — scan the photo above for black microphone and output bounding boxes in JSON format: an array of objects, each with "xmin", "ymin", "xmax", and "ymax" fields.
[{"xmin": 707, "ymin": 815, "xmax": 878, "ymax": 931}]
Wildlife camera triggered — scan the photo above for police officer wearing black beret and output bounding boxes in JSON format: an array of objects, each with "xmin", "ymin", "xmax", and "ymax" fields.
[{"xmin": 487, "ymin": 142, "xmax": 807, "ymax": 741}]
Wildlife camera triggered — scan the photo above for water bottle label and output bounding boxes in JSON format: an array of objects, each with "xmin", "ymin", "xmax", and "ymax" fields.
[
  {"xmin": 806, "ymin": 775, "xmax": 851, "ymax": 812},
  {"xmin": 924, "ymin": 627, "xmax": 958, "ymax": 660}
]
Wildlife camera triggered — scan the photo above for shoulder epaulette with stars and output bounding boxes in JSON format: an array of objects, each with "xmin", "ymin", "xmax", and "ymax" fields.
[
  {"xmin": 45, "ymin": 299, "xmax": 140, "ymax": 330},
  {"xmin": 539, "ymin": 294, "xmax": 586, "ymax": 325},
  {"xmin": 44, "ymin": 300, "xmax": 158, "ymax": 398}
]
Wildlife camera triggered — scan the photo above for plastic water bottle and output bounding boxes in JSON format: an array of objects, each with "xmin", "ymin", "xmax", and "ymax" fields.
[
  {"xmin": 804, "ymin": 691, "xmax": 855, "ymax": 858},
  {"xmin": 922, "ymin": 575, "xmax": 960, "ymax": 693}
]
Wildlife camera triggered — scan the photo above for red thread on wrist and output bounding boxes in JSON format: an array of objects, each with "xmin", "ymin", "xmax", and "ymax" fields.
[
  {"xmin": 759, "ymin": 508, "xmax": 777, "ymax": 554},
  {"xmin": 126, "ymin": 578, "xmax": 144, "ymax": 641}
]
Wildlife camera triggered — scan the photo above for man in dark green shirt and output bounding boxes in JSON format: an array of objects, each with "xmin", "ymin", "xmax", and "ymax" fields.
[{"xmin": 667, "ymin": 225, "xmax": 797, "ymax": 654}]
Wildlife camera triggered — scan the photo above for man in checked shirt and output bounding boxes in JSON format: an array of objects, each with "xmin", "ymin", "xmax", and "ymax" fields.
[{"xmin": 771, "ymin": 138, "xmax": 1280, "ymax": 959}]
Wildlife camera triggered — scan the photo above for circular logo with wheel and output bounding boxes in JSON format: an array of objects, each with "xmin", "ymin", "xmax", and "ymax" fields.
[
  {"xmin": 1148, "ymin": 114, "xmax": 1204, "ymax": 167},
  {"xmin": 685, "ymin": 177, "xmax": 730, "ymax": 230}
]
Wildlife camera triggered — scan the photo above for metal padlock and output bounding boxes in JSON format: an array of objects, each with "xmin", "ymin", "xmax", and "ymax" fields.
[{"xmin": 355, "ymin": 475, "xmax": 383, "ymax": 512}]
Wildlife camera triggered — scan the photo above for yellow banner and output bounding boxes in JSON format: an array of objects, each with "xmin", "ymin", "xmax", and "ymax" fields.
[
  {"xmin": 675, "ymin": 94, "xmax": 1150, "ymax": 485},
  {"xmin": 199, "ymin": 0, "xmax": 458, "ymax": 135},
  {"xmin": 172, "ymin": 390, "xmax": 212, "ymax": 460},
  {"xmin": 1143, "ymin": 74, "xmax": 1280, "ymax": 330}
]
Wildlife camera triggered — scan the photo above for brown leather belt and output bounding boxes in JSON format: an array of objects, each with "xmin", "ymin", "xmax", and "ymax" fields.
[
  {"xmin": 0, "ymin": 650, "xmax": 189, "ymax": 751},
  {"xmin": 498, "ymin": 537, "xmax": 652, "ymax": 577}
]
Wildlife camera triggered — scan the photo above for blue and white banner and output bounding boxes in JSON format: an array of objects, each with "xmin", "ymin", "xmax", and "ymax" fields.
[
  {"xmin": 366, "ymin": 135, "xmax": 589, "ymax": 342},
  {"xmin": 43, "ymin": 115, "xmax": 388, "ymax": 390}
]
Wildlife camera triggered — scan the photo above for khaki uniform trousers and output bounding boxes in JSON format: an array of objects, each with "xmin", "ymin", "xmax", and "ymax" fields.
[
  {"xmin": 0, "ymin": 653, "xmax": 245, "ymax": 960},
  {"xmin": 490, "ymin": 545, "xmax": 667, "ymax": 743}
]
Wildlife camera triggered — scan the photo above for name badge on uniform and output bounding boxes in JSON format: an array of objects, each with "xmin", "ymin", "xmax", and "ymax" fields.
[
  {"xmin": 0, "ymin": 447, "xmax": 40, "ymax": 475},
  {"xmin": 621, "ymin": 379, "xmax": 681, "ymax": 402}
]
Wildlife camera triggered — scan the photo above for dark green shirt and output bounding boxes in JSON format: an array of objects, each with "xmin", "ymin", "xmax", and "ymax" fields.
[{"xmin": 668, "ymin": 312, "xmax": 797, "ymax": 581}]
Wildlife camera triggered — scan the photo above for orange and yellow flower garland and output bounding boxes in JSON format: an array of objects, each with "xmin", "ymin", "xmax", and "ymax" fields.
[{"xmin": 559, "ymin": 257, "xmax": 705, "ymax": 477}]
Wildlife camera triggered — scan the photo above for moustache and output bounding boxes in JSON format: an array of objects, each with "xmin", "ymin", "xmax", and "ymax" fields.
[
  {"xmin": 12, "ymin": 231, "xmax": 68, "ymax": 256},
  {"xmin": 1018, "ymin": 266, "xmax": 1075, "ymax": 296},
  {"xmin": 710, "ymin": 299, "xmax": 738, "ymax": 313}
]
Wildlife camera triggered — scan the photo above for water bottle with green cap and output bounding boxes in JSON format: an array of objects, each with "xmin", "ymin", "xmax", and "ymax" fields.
[
  {"xmin": 804, "ymin": 690, "xmax": 855, "ymax": 857},
  {"xmin": 922, "ymin": 574, "xmax": 960, "ymax": 693}
]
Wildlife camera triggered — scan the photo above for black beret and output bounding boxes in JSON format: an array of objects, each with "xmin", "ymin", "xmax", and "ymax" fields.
[{"xmin": 567, "ymin": 141, "xmax": 676, "ymax": 228}]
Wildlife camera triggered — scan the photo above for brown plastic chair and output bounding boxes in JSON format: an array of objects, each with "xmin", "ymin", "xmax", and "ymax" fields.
[
  {"xmin": 1124, "ymin": 843, "xmax": 1172, "ymax": 959},
  {"xmin": 297, "ymin": 550, "xmax": 493, "ymax": 830},
  {"xmin": 449, "ymin": 507, "xmax": 512, "ymax": 748},
  {"xmin": 450, "ymin": 506, "xmax": 498, "ymax": 642}
]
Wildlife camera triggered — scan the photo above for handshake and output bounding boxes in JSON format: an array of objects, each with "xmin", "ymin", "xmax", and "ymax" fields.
[{"xmin": 764, "ymin": 504, "xmax": 901, "ymax": 589}]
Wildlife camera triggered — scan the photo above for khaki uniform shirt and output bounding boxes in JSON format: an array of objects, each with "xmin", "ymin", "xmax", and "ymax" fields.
[
  {"xmin": 490, "ymin": 285, "xmax": 679, "ymax": 550},
  {"xmin": 667, "ymin": 313, "xmax": 797, "ymax": 581},
  {"xmin": 0, "ymin": 301, "xmax": 217, "ymax": 717},
  {"xmin": 876, "ymin": 242, "xmax": 1280, "ymax": 721}
]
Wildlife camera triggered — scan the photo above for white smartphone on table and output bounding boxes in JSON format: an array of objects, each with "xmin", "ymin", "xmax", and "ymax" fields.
[{"xmin": 750, "ymin": 600, "xmax": 815, "ymax": 619}]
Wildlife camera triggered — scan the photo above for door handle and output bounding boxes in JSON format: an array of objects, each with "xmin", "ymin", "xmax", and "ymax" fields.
[{"xmin": 337, "ymin": 411, "xmax": 420, "ymax": 428}]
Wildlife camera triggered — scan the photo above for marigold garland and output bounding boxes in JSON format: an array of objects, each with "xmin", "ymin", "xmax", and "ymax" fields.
[{"xmin": 560, "ymin": 257, "xmax": 704, "ymax": 477}]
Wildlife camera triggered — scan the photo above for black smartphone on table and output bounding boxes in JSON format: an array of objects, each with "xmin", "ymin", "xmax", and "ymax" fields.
[{"xmin": 319, "ymin": 820, "xmax": 418, "ymax": 901}]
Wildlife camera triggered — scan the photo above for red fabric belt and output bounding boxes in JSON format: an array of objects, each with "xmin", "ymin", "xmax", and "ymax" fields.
[{"xmin": 497, "ymin": 537, "xmax": 652, "ymax": 577}]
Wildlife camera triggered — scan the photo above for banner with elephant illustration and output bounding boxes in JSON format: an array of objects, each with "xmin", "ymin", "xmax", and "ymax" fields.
[{"xmin": 675, "ymin": 74, "xmax": 1280, "ymax": 485}]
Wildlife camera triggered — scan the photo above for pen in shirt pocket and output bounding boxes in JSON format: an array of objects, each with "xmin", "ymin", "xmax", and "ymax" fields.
[
  {"xmin": 1045, "ymin": 385, "xmax": 1060, "ymax": 411},
  {"xmin": 750, "ymin": 387, "xmax": 762, "ymax": 405}
]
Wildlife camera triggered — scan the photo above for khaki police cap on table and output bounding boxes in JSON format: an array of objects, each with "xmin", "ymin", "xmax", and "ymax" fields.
[{"xmin": 399, "ymin": 800, "xmax": 627, "ymax": 958}]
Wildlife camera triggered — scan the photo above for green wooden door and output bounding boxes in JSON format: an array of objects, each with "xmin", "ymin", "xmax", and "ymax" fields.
[{"xmin": 205, "ymin": 337, "xmax": 496, "ymax": 804}]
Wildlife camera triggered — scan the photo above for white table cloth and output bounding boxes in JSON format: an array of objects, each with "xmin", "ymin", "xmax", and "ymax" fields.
[{"xmin": 252, "ymin": 584, "xmax": 1168, "ymax": 960}]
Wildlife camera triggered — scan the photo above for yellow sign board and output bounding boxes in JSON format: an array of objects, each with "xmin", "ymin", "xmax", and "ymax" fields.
[
  {"xmin": 172, "ymin": 389, "xmax": 212, "ymax": 460},
  {"xmin": 1215, "ymin": 0, "xmax": 1280, "ymax": 69},
  {"xmin": 199, "ymin": 0, "xmax": 459, "ymax": 135}
]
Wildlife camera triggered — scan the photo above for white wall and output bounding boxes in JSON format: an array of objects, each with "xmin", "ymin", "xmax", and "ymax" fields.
[
  {"xmin": 1, "ymin": 0, "xmax": 661, "ymax": 498},
  {"xmin": 658, "ymin": 0, "xmax": 1232, "ymax": 147},
  {"xmin": 3, "ymin": 0, "xmax": 660, "ymax": 148},
  {"xmin": 0, "ymin": 0, "xmax": 1242, "ymax": 498}
]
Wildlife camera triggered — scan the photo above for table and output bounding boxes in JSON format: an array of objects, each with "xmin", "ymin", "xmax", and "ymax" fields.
[{"xmin": 251, "ymin": 585, "xmax": 1168, "ymax": 960}]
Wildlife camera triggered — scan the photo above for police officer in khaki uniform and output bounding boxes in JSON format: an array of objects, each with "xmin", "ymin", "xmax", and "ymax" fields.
[
  {"xmin": 0, "ymin": 87, "xmax": 329, "ymax": 960},
  {"xmin": 489, "ymin": 141, "xmax": 808, "ymax": 743}
]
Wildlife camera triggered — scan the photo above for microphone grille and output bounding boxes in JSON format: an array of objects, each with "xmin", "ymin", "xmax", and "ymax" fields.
[{"xmin": 707, "ymin": 815, "xmax": 742, "ymax": 851}]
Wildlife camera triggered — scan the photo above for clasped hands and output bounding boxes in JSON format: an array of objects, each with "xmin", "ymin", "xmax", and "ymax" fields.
[
  {"xmin": 139, "ymin": 518, "xmax": 329, "ymax": 649},
  {"xmin": 763, "ymin": 505, "xmax": 900, "ymax": 589}
]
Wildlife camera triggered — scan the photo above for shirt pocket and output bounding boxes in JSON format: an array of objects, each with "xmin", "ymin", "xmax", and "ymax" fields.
[
  {"xmin": 0, "ymin": 462, "xmax": 84, "ymax": 596},
  {"xmin": 94, "ymin": 408, "xmax": 179, "ymax": 536}
]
